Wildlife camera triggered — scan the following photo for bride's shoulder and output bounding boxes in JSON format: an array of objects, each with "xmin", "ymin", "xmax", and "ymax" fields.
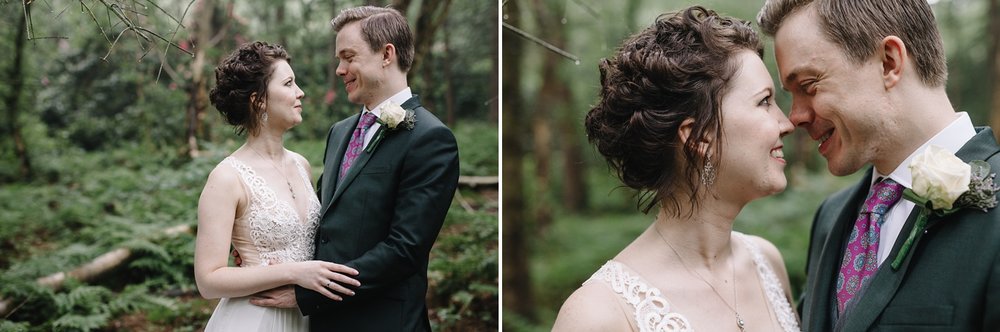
[
  {"xmin": 286, "ymin": 150, "xmax": 311, "ymax": 166},
  {"xmin": 740, "ymin": 234, "xmax": 785, "ymax": 266},
  {"xmin": 553, "ymin": 280, "xmax": 631, "ymax": 331}
]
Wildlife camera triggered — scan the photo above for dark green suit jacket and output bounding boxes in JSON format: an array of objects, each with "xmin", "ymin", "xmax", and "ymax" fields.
[
  {"xmin": 801, "ymin": 128, "xmax": 1000, "ymax": 331},
  {"xmin": 295, "ymin": 96, "xmax": 459, "ymax": 331}
]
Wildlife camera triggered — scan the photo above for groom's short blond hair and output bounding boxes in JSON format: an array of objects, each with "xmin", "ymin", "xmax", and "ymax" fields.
[
  {"xmin": 331, "ymin": 6, "xmax": 415, "ymax": 73},
  {"xmin": 757, "ymin": 0, "xmax": 947, "ymax": 87}
]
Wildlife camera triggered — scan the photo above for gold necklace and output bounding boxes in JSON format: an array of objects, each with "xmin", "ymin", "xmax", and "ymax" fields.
[
  {"xmin": 654, "ymin": 225, "xmax": 745, "ymax": 332},
  {"xmin": 249, "ymin": 146, "xmax": 296, "ymax": 200}
]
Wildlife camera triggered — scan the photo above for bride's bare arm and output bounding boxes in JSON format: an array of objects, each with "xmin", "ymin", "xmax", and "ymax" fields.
[{"xmin": 193, "ymin": 164, "xmax": 359, "ymax": 301}]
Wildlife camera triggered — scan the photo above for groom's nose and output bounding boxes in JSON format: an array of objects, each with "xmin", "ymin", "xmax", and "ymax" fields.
[{"xmin": 788, "ymin": 98, "xmax": 813, "ymax": 128}]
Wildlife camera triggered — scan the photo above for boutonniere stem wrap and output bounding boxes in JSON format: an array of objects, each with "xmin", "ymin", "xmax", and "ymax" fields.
[
  {"xmin": 365, "ymin": 102, "xmax": 417, "ymax": 153},
  {"xmin": 891, "ymin": 146, "xmax": 999, "ymax": 270}
]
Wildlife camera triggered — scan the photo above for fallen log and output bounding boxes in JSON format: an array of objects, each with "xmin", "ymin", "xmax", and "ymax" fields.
[
  {"xmin": 0, "ymin": 224, "xmax": 193, "ymax": 317},
  {"xmin": 458, "ymin": 175, "xmax": 498, "ymax": 188}
]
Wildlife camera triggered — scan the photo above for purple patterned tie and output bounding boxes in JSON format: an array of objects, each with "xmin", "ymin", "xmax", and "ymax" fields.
[
  {"xmin": 835, "ymin": 178, "xmax": 904, "ymax": 315},
  {"xmin": 339, "ymin": 112, "xmax": 378, "ymax": 179}
]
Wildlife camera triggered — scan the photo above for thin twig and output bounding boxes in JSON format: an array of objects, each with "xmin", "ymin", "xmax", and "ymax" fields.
[
  {"xmin": 502, "ymin": 21, "xmax": 580, "ymax": 64},
  {"xmin": 454, "ymin": 190, "xmax": 476, "ymax": 213},
  {"xmin": 81, "ymin": 1, "xmax": 114, "ymax": 45},
  {"xmin": 569, "ymin": 0, "xmax": 599, "ymax": 19},
  {"xmin": 145, "ymin": 0, "xmax": 185, "ymax": 27},
  {"xmin": 156, "ymin": 0, "xmax": 197, "ymax": 83}
]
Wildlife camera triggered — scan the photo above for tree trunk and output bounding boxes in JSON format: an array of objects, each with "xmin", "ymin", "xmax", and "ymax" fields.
[
  {"xmin": 276, "ymin": 3, "xmax": 288, "ymax": 47},
  {"xmin": 186, "ymin": 0, "xmax": 215, "ymax": 158},
  {"xmin": 411, "ymin": 0, "xmax": 452, "ymax": 93},
  {"xmin": 561, "ymin": 118, "xmax": 588, "ymax": 211},
  {"xmin": 530, "ymin": 0, "xmax": 571, "ymax": 229},
  {"xmin": 6, "ymin": 5, "xmax": 31, "ymax": 180},
  {"xmin": 488, "ymin": 2, "xmax": 499, "ymax": 124},
  {"xmin": 327, "ymin": 1, "xmax": 339, "ymax": 109},
  {"xmin": 443, "ymin": 18, "xmax": 455, "ymax": 126},
  {"xmin": 501, "ymin": 0, "xmax": 535, "ymax": 323},
  {"xmin": 990, "ymin": 0, "xmax": 1000, "ymax": 142}
]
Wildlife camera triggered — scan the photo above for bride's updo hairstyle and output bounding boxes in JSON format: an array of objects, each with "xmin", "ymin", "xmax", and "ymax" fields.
[
  {"xmin": 585, "ymin": 6, "xmax": 762, "ymax": 215},
  {"xmin": 209, "ymin": 41, "xmax": 291, "ymax": 136}
]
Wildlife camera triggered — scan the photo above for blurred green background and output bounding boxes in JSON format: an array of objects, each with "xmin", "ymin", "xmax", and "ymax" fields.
[
  {"xmin": 0, "ymin": 0, "xmax": 497, "ymax": 331},
  {"xmin": 501, "ymin": 0, "xmax": 1000, "ymax": 330}
]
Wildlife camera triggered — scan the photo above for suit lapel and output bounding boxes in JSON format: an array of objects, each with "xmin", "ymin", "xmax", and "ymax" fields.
[
  {"xmin": 319, "ymin": 114, "xmax": 359, "ymax": 217},
  {"xmin": 840, "ymin": 127, "xmax": 1000, "ymax": 330},
  {"xmin": 324, "ymin": 96, "xmax": 424, "ymax": 215},
  {"xmin": 805, "ymin": 169, "xmax": 871, "ymax": 332}
]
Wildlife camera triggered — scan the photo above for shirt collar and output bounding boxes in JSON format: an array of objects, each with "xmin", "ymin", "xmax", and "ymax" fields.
[
  {"xmin": 363, "ymin": 87, "xmax": 413, "ymax": 117},
  {"xmin": 872, "ymin": 112, "xmax": 976, "ymax": 188}
]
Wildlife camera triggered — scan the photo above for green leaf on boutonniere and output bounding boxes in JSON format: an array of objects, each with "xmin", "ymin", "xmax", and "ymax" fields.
[{"xmin": 365, "ymin": 127, "xmax": 387, "ymax": 153}]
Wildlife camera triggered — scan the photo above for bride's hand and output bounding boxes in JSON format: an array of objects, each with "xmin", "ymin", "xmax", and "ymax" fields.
[{"xmin": 290, "ymin": 260, "xmax": 361, "ymax": 301}]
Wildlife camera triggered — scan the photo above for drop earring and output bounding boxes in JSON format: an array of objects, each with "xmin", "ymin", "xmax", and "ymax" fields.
[
  {"xmin": 261, "ymin": 112, "xmax": 269, "ymax": 123},
  {"xmin": 701, "ymin": 156, "xmax": 716, "ymax": 186}
]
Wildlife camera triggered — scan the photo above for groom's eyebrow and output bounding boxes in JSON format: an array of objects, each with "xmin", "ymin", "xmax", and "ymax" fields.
[
  {"xmin": 780, "ymin": 72, "xmax": 799, "ymax": 92},
  {"xmin": 337, "ymin": 49, "xmax": 356, "ymax": 59}
]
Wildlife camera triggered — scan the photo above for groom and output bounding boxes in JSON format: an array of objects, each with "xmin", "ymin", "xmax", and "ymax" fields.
[
  {"xmin": 759, "ymin": 0, "xmax": 1000, "ymax": 330},
  {"xmin": 252, "ymin": 6, "xmax": 459, "ymax": 331}
]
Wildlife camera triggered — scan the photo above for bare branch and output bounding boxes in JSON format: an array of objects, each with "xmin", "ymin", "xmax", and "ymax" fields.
[
  {"xmin": 80, "ymin": 1, "xmax": 114, "ymax": 45},
  {"xmin": 156, "ymin": 0, "xmax": 197, "ymax": 83},
  {"xmin": 502, "ymin": 22, "xmax": 580, "ymax": 64}
]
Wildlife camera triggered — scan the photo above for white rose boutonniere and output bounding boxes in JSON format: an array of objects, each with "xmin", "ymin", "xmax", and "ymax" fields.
[
  {"xmin": 365, "ymin": 102, "xmax": 417, "ymax": 153},
  {"xmin": 892, "ymin": 145, "xmax": 999, "ymax": 270},
  {"xmin": 910, "ymin": 145, "xmax": 971, "ymax": 210}
]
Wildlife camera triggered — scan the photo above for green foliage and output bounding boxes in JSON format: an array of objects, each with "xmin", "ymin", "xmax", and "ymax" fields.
[
  {"xmin": 0, "ymin": 132, "xmax": 496, "ymax": 329},
  {"xmin": 428, "ymin": 202, "xmax": 499, "ymax": 331},
  {"xmin": 453, "ymin": 121, "xmax": 500, "ymax": 176}
]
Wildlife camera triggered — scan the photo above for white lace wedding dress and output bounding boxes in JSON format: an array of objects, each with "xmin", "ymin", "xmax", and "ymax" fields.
[
  {"xmin": 203, "ymin": 156, "xmax": 321, "ymax": 332},
  {"xmin": 585, "ymin": 232, "xmax": 800, "ymax": 332}
]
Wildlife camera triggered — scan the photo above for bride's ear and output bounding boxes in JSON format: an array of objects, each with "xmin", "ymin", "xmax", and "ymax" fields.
[
  {"xmin": 678, "ymin": 118, "xmax": 714, "ymax": 158},
  {"xmin": 250, "ymin": 92, "xmax": 265, "ymax": 109}
]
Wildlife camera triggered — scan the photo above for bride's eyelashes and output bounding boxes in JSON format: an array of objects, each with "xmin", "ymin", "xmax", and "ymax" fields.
[{"xmin": 758, "ymin": 93, "xmax": 773, "ymax": 108}]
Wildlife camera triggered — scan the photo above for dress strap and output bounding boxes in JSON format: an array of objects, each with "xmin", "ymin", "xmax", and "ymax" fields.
[
  {"xmin": 586, "ymin": 261, "xmax": 693, "ymax": 332},
  {"xmin": 734, "ymin": 233, "xmax": 800, "ymax": 332},
  {"xmin": 225, "ymin": 156, "xmax": 278, "ymax": 209},
  {"xmin": 290, "ymin": 157, "xmax": 312, "ymax": 187}
]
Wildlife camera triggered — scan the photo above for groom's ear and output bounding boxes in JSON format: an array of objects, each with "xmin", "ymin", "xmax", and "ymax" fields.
[
  {"xmin": 381, "ymin": 43, "xmax": 397, "ymax": 68},
  {"xmin": 879, "ymin": 36, "xmax": 907, "ymax": 90}
]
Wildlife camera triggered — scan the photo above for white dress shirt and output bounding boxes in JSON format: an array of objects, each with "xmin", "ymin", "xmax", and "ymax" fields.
[
  {"xmin": 872, "ymin": 112, "xmax": 976, "ymax": 265},
  {"xmin": 362, "ymin": 87, "xmax": 413, "ymax": 148}
]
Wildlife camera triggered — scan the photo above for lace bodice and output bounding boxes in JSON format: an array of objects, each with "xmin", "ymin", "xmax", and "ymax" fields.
[
  {"xmin": 585, "ymin": 232, "xmax": 800, "ymax": 332},
  {"xmin": 226, "ymin": 156, "xmax": 320, "ymax": 266}
]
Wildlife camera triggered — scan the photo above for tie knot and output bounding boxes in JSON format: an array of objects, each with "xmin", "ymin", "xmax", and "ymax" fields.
[
  {"xmin": 862, "ymin": 178, "xmax": 904, "ymax": 214},
  {"xmin": 358, "ymin": 112, "xmax": 378, "ymax": 130}
]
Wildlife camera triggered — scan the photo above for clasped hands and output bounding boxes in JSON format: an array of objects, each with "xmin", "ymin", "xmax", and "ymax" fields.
[{"xmin": 232, "ymin": 250, "xmax": 360, "ymax": 309}]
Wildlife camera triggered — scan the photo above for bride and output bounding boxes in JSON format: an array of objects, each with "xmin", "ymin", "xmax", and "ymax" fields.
[
  {"xmin": 553, "ymin": 6, "xmax": 800, "ymax": 332},
  {"xmin": 194, "ymin": 41, "xmax": 360, "ymax": 331}
]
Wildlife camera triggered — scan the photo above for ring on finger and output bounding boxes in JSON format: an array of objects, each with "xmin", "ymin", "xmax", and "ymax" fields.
[{"xmin": 325, "ymin": 281, "xmax": 332, "ymax": 288}]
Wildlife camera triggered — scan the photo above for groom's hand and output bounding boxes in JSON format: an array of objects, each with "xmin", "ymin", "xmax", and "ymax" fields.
[{"xmin": 250, "ymin": 285, "xmax": 297, "ymax": 309}]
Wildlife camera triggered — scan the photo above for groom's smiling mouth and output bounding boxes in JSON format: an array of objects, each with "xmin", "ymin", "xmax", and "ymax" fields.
[{"xmin": 817, "ymin": 129, "xmax": 834, "ymax": 154}]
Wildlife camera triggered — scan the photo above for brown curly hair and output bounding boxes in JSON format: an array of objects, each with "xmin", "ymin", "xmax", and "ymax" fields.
[
  {"xmin": 209, "ymin": 41, "xmax": 291, "ymax": 136},
  {"xmin": 585, "ymin": 6, "xmax": 762, "ymax": 215}
]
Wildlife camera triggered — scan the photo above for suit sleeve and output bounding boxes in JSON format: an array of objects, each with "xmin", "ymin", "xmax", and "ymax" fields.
[{"xmin": 297, "ymin": 124, "xmax": 460, "ymax": 313}]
